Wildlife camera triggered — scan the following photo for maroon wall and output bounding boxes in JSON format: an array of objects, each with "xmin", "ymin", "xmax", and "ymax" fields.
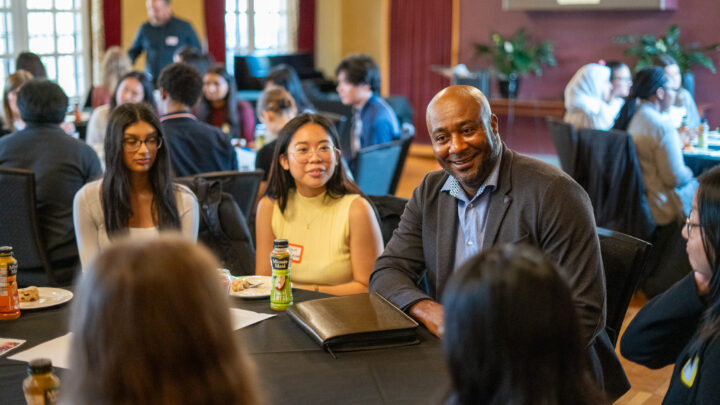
[
  {"xmin": 390, "ymin": 0, "xmax": 452, "ymax": 144},
  {"xmin": 458, "ymin": 0, "xmax": 720, "ymax": 152}
]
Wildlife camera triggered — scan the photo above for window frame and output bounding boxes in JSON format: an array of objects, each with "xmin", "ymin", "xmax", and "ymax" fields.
[
  {"xmin": 225, "ymin": 0, "xmax": 294, "ymax": 71},
  {"xmin": 0, "ymin": 0, "xmax": 90, "ymax": 104}
]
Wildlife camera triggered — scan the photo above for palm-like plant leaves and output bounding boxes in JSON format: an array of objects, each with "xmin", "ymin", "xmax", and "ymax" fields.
[
  {"xmin": 615, "ymin": 25, "xmax": 720, "ymax": 73},
  {"xmin": 475, "ymin": 28, "xmax": 556, "ymax": 77}
]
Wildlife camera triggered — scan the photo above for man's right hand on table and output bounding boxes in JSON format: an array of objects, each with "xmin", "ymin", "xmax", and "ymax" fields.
[{"xmin": 409, "ymin": 299, "xmax": 444, "ymax": 338}]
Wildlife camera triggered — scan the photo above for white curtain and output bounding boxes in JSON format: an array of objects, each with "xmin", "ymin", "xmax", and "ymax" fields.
[{"xmin": 287, "ymin": 0, "xmax": 299, "ymax": 52}]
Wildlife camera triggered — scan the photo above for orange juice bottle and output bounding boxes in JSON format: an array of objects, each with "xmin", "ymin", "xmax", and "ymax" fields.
[{"xmin": 0, "ymin": 246, "xmax": 20, "ymax": 320}]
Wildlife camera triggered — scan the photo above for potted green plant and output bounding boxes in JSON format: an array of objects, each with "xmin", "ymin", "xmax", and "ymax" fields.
[
  {"xmin": 615, "ymin": 25, "xmax": 719, "ymax": 94},
  {"xmin": 475, "ymin": 28, "xmax": 556, "ymax": 98}
]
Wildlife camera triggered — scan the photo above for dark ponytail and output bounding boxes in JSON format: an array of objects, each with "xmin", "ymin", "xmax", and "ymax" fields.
[{"xmin": 613, "ymin": 67, "xmax": 668, "ymax": 130}]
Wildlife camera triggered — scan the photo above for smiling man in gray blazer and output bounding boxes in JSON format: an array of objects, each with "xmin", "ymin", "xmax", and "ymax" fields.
[{"xmin": 369, "ymin": 85, "xmax": 628, "ymax": 399}]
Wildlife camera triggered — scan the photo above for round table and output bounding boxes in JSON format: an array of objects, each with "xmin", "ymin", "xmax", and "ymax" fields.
[{"xmin": 0, "ymin": 288, "xmax": 449, "ymax": 404}]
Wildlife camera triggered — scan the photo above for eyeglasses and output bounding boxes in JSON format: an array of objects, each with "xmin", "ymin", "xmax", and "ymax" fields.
[
  {"xmin": 123, "ymin": 136, "xmax": 163, "ymax": 152},
  {"xmin": 612, "ymin": 76, "xmax": 632, "ymax": 83},
  {"xmin": 287, "ymin": 145, "xmax": 335, "ymax": 163},
  {"xmin": 686, "ymin": 212, "xmax": 701, "ymax": 235}
]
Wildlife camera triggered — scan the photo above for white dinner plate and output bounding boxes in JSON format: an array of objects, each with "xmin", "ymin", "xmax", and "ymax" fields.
[
  {"xmin": 19, "ymin": 287, "xmax": 74, "ymax": 310},
  {"xmin": 229, "ymin": 276, "xmax": 272, "ymax": 299}
]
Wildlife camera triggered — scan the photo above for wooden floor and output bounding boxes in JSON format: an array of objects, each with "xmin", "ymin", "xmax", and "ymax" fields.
[{"xmin": 395, "ymin": 147, "xmax": 673, "ymax": 404}]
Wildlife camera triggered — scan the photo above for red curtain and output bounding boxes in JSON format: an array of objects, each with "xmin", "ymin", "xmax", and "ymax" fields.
[
  {"xmin": 204, "ymin": 0, "xmax": 226, "ymax": 63},
  {"xmin": 389, "ymin": 0, "xmax": 452, "ymax": 144},
  {"xmin": 103, "ymin": 0, "xmax": 122, "ymax": 48},
  {"xmin": 298, "ymin": 0, "xmax": 315, "ymax": 52}
]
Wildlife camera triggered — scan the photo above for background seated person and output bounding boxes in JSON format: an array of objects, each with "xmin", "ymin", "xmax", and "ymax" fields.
[
  {"xmin": 627, "ymin": 67, "xmax": 697, "ymax": 226},
  {"xmin": 0, "ymin": 80, "xmax": 101, "ymax": 284},
  {"xmin": 85, "ymin": 46, "xmax": 131, "ymax": 109},
  {"xmin": 86, "ymin": 71, "xmax": 156, "ymax": 153},
  {"xmin": 156, "ymin": 62, "xmax": 238, "ymax": 177},
  {"xmin": 621, "ymin": 166, "xmax": 720, "ymax": 404},
  {"xmin": 335, "ymin": 54, "xmax": 400, "ymax": 154},
  {"xmin": 74, "ymin": 103, "xmax": 199, "ymax": 269},
  {"xmin": 607, "ymin": 60, "xmax": 633, "ymax": 114},
  {"xmin": 444, "ymin": 244, "xmax": 604, "ymax": 405},
  {"xmin": 255, "ymin": 113, "xmax": 383, "ymax": 295},
  {"xmin": 62, "ymin": 235, "xmax": 259, "ymax": 405},
  {"xmin": 369, "ymin": 85, "xmax": 628, "ymax": 400},
  {"xmin": 265, "ymin": 64, "xmax": 315, "ymax": 114},
  {"xmin": 2, "ymin": 70, "xmax": 33, "ymax": 135},
  {"xmin": 658, "ymin": 54, "xmax": 700, "ymax": 129},
  {"xmin": 255, "ymin": 87, "xmax": 298, "ymax": 184},
  {"xmin": 563, "ymin": 63, "xmax": 622, "ymax": 130},
  {"xmin": 196, "ymin": 63, "xmax": 255, "ymax": 145}
]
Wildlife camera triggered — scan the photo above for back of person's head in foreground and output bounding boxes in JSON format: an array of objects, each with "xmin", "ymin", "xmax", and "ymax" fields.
[
  {"xmin": 157, "ymin": 62, "xmax": 203, "ymax": 108},
  {"xmin": 63, "ymin": 235, "xmax": 259, "ymax": 405},
  {"xmin": 442, "ymin": 244, "xmax": 603, "ymax": 405},
  {"xmin": 265, "ymin": 113, "xmax": 361, "ymax": 212},
  {"xmin": 17, "ymin": 79, "xmax": 68, "ymax": 124}
]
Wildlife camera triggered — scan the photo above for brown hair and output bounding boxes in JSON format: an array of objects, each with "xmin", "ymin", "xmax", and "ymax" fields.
[
  {"xmin": 63, "ymin": 235, "xmax": 261, "ymax": 405},
  {"xmin": 100, "ymin": 46, "xmax": 132, "ymax": 92},
  {"xmin": 2, "ymin": 70, "xmax": 33, "ymax": 130},
  {"xmin": 256, "ymin": 86, "xmax": 296, "ymax": 118}
]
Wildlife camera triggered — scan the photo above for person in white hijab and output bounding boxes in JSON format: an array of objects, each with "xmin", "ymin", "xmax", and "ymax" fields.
[{"xmin": 563, "ymin": 63, "xmax": 624, "ymax": 130}]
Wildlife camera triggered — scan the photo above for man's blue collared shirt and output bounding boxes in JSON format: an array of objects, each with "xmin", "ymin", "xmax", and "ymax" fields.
[{"xmin": 441, "ymin": 154, "xmax": 502, "ymax": 270}]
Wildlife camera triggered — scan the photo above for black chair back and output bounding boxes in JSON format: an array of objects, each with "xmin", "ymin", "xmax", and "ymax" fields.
[
  {"xmin": 389, "ymin": 129, "xmax": 414, "ymax": 195},
  {"xmin": 576, "ymin": 128, "xmax": 656, "ymax": 241},
  {"xmin": 597, "ymin": 227, "xmax": 652, "ymax": 347},
  {"xmin": 179, "ymin": 170, "xmax": 264, "ymax": 223},
  {"xmin": 546, "ymin": 117, "xmax": 578, "ymax": 179},
  {"xmin": 0, "ymin": 168, "xmax": 55, "ymax": 285},
  {"xmin": 366, "ymin": 195, "xmax": 408, "ymax": 246},
  {"xmin": 354, "ymin": 140, "xmax": 404, "ymax": 195}
]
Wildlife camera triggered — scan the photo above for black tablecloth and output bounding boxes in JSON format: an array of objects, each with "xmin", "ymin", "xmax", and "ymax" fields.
[
  {"xmin": 0, "ymin": 289, "xmax": 448, "ymax": 405},
  {"xmin": 684, "ymin": 152, "xmax": 720, "ymax": 176}
]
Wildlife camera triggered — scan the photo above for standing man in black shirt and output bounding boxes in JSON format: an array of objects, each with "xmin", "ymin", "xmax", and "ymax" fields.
[{"xmin": 128, "ymin": 0, "xmax": 201, "ymax": 83}]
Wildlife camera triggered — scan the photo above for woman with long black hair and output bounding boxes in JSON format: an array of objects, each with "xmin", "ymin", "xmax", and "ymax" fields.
[
  {"xmin": 254, "ymin": 113, "xmax": 382, "ymax": 295},
  {"xmin": 443, "ymin": 244, "xmax": 604, "ymax": 405},
  {"xmin": 73, "ymin": 103, "xmax": 198, "ymax": 268},
  {"xmin": 196, "ymin": 63, "xmax": 256, "ymax": 145},
  {"xmin": 622, "ymin": 165, "xmax": 720, "ymax": 403}
]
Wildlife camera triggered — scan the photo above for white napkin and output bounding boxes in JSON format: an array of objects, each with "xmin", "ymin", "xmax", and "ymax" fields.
[
  {"xmin": 8, "ymin": 309, "xmax": 274, "ymax": 369},
  {"xmin": 230, "ymin": 308, "xmax": 275, "ymax": 329},
  {"xmin": 9, "ymin": 333, "xmax": 72, "ymax": 369}
]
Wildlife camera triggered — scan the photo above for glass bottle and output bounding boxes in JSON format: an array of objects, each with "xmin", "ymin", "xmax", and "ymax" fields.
[
  {"xmin": 270, "ymin": 239, "xmax": 293, "ymax": 311},
  {"xmin": 23, "ymin": 358, "xmax": 60, "ymax": 405},
  {"xmin": 0, "ymin": 246, "xmax": 20, "ymax": 320}
]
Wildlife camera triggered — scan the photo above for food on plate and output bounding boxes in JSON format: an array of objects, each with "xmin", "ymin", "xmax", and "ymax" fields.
[
  {"xmin": 231, "ymin": 278, "xmax": 250, "ymax": 292},
  {"xmin": 18, "ymin": 286, "xmax": 40, "ymax": 302}
]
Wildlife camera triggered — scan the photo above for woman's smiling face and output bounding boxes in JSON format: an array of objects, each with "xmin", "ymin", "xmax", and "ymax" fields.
[{"xmin": 280, "ymin": 122, "xmax": 339, "ymax": 197}]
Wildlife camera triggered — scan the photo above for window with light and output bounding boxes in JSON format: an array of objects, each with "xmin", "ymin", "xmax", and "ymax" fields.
[
  {"xmin": 0, "ymin": 0, "xmax": 88, "ymax": 102},
  {"xmin": 225, "ymin": 0, "xmax": 294, "ymax": 73}
]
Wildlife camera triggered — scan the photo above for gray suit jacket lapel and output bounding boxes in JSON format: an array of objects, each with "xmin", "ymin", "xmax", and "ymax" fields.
[
  {"xmin": 482, "ymin": 147, "xmax": 514, "ymax": 250},
  {"xmin": 435, "ymin": 186, "xmax": 458, "ymax": 299}
]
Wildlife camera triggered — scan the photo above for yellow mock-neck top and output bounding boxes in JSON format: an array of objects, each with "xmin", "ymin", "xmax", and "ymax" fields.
[{"xmin": 271, "ymin": 189, "xmax": 360, "ymax": 285}]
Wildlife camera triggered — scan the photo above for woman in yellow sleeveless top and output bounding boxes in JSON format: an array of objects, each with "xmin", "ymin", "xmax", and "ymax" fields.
[{"xmin": 255, "ymin": 113, "xmax": 383, "ymax": 294}]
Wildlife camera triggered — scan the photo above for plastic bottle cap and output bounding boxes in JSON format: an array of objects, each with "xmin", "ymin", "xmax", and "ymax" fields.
[
  {"xmin": 273, "ymin": 239, "xmax": 289, "ymax": 249},
  {"xmin": 28, "ymin": 358, "xmax": 53, "ymax": 374}
]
